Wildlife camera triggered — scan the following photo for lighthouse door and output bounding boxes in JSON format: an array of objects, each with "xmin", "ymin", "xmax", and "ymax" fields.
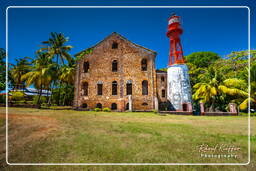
[{"xmin": 182, "ymin": 103, "xmax": 188, "ymax": 111}]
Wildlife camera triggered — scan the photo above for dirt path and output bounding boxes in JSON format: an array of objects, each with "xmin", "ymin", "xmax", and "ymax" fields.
[{"xmin": 0, "ymin": 113, "xmax": 59, "ymax": 167}]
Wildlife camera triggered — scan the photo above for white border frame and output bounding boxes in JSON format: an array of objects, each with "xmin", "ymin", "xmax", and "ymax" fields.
[{"xmin": 5, "ymin": 6, "xmax": 251, "ymax": 166}]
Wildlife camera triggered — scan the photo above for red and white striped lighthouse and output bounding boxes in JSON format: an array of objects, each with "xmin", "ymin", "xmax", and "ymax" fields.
[{"xmin": 166, "ymin": 13, "xmax": 192, "ymax": 112}]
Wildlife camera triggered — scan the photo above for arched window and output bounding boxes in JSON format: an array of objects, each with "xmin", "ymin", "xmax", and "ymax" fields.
[
  {"xmin": 162, "ymin": 89, "xmax": 166, "ymax": 98},
  {"xmin": 142, "ymin": 80, "xmax": 148, "ymax": 95},
  {"xmin": 96, "ymin": 103, "xmax": 102, "ymax": 109},
  {"xmin": 112, "ymin": 60, "xmax": 118, "ymax": 72},
  {"xmin": 161, "ymin": 76, "xmax": 165, "ymax": 82},
  {"xmin": 111, "ymin": 103, "xmax": 117, "ymax": 110},
  {"xmin": 141, "ymin": 59, "xmax": 147, "ymax": 71},
  {"xmin": 82, "ymin": 103, "xmax": 88, "ymax": 108},
  {"xmin": 142, "ymin": 102, "xmax": 148, "ymax": 106},
  {"xmin": 82, "ymin": 82, "xmax": 88, "ymax": 96},
  {"xmin": 126, "ymin": 80, "xmax": 132, "ymax": 95},
  {"xmin": 125, "ymin": 103, "xmax": 129, "ymax": 110},
  {"xmin": 83, "ymin": 61, "xmax": 89, "ymax": 73},
  {"xmin": 97, "ymin": 81, "xmax": 103, "ymax": 95},
  {"xmin": 112, "ymin": 81, "xmax": 118, "ymax": 95},
  {"xmin": 112, "ymin": 42, "xmax": 118, "ymax": 49}
]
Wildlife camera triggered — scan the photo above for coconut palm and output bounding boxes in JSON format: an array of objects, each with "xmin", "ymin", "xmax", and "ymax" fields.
[
  {"xmin": 194, "ymin": 71, "xmax": 252, "ymax": 111},
  {"xmin": 21, "ymin": 52, "xmax": 53, "ymax": 107},
  {"xmin": 38, "ymin": 32, "xmax": 73, "ymax": 105},
  {"xmin": 218, "ymin": 78, "xmax": 251, "ymax": 110},
  {"xmin": 39, "ymin": 32, "xmax": 73, "ymax": 65},
  {"xmin": 193, "ymin": 67, "xmax": 223, "ymax": 111},
  {"xmin": 58, "ymin": 60, "xmax": 76, "ymax": 105},
  {"xmin": 236, "ymin": 62, "xmax": 256, "ymax": 110},
  {"xmin": 59, "ymin": 63, "xmax": 75, "ymax": 84},
  {"xmin": 9, "ymin": 57, "xmax": 31, "ymax": 90}
]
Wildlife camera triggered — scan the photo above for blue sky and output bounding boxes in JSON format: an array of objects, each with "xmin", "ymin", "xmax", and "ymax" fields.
[{"xmin": 0, "ymin": 0, "xmax": 255, "ymax": 69}]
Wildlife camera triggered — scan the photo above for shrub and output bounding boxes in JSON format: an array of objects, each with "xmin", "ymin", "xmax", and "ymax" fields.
[
  {"xmin": 10, "ymin": 91, "xmax": 25, "ymax": 101},
  {"xmin": 32, "ymin": 95, "xmax": 47, "ymax": 105},
  {"xmin": 0, "ymin": 95, "xmax": 6, "ymax": 104},
  {"xmin": 41, "ymin": 103, "xmax": 48, "ymax": 108},
  {"xmin": 103, "ymin": 108, "xmax": 111, "ymax": 112},
  {"xmin": 94, "ymin": 108, "xmax": 101, "ymax": 112},
  {"xmin": 151, "ymin": 109, "xmax": 158, "ymax": 114},
  {"xmin": 14, "ymin": 100, "xmax": 26, "ymax": 105}
]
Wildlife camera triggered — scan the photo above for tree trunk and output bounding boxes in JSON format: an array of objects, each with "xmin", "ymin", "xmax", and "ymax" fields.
[
  {"xmin": 47, "ymin": 82, "xmax": 54, "ymax": 106},
  {"xmin": 57, "ymin": 81, "xmax": 61, "ymax": 106},
  {"xmin": 37, "ymin": 84, "xmax": 43, "ymax": 109},
  {"xmin": 209, "ymin": 99, "xmax": 216, "ymax": 112}
]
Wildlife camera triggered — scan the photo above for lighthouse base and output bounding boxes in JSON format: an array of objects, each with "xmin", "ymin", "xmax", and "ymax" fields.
[{"xmin": 167, "ymin": 64, "xmax": 192, "ymax": 111}]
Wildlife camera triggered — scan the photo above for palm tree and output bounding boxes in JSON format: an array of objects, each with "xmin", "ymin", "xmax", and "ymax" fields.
[
  {"xmin": 218, "ymin": 78, "xmax": 250, "ymax": 110},
  {"xmin": 21, "ymin": 52, "xmax": 53, "ymax": 107},
  {"xmin": 193, "ymin": 67, "xmax": 224, "ymax": 111},
  {"xmin": 59, "ymin": 62, "xmax": 75, "ymax": 105},
  {"xmin": 38, "ymin": 32, "xmax": 73, "ymax": 105},
  {"xmin": 235, "ymin": 62, "xmax": 256, "ymax": 110},
  {"xmin": 194, "ymin": 70, "xmax": 252, "ymax": 111},
  {"xmin": 9, "ymin": 57, "xmax": 31, "ymax": 90},
  {"xmin": 39, "ymin": 32, "xmax": 73, "ymax": 65}
]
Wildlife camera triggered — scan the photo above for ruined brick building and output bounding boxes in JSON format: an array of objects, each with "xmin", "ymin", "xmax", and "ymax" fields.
[{"xmin": 74, "ymin": 32, "xmax": 168, "ymax": 111}]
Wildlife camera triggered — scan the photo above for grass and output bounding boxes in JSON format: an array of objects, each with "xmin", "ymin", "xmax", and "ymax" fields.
[{"xmin": 0, "ymin": 107, "xmax": 255, "ymax": 170}]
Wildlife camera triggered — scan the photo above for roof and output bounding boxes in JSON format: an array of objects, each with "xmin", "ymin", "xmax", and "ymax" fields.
[
  {"xmin": 156, "ymin": 69, "xmax": 167, "ymax": 73},
  {"xmin": 75, "ymin": 32, "xmax": 157, "ymax": 57},
  {"xmin": 9, "ymin": 88, "xmax": 51, "ymax": 96}
]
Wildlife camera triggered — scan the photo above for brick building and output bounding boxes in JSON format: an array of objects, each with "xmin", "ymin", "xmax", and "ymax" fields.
[{"xmin": 74, "ymin": 32, "xmax": 167, "ymax": 111}]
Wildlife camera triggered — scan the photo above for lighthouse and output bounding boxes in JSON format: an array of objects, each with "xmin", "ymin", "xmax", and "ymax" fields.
[{"xmin": 166, "ymin": 14, "xmax": 192, "ymax": 111}]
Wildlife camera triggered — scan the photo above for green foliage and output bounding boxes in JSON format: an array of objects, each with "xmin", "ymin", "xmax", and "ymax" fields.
[
  {"xmin": 9, "ymin": 56, "xmax": 31, "ymax": 89},
  {"xmin": 94, "ymin": 108, "xmax": 101, "ymax": 112},
  {"xmin": 185, "ymin": 51, "xmax": 220, "ymax": 68},
  {"xmin": 75, "ymin": 48, "xmax": 93, "ymax": 61},
  {"xmin": 10, "ymin": 91, "xmax": 25, "ymax": 101},
  {"xmin": 151, "ymin": 109, "xmax": 158, "ymax": 114},
  {"xmin": 0, "ymin": 48, "xmax": 6, "ymax": 91},
  {"xmin": 191, "ymin": 50, "xmax": 256, "ymax": 112},
  {"xmin": 0, "ymin": 95, "xmax": 6, "ymax": 104},
  {"xmin": 33, "ymin": 95, "xmax": 47, "ymax": 105},
  {"xmin": 158, "ymin": 68, "xmax": 167, "ymax": 72},
  {"xmin": 39, "ymin": 32, "xmax": 73, "ymax": 65},
  {"xmin": 41, "ymin": 103, "xmax": 49, "ymax": 108},
  {"xmin": 51, "ymin": 85, "xmax": 74, "ymax": 106},
  {"xmin": 103, "ymin": 108, "xmax": 111, "ymax": 112},
  {"xmin": 37, "ymin": 32, "xmax": 74, "ymax": 106}
]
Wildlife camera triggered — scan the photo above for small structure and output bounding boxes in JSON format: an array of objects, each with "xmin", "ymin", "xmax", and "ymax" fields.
[
  {"xmin": 8, "ymin": 88, "xmax": 51, "ymax": 100},
  {"xmin": 200, "ymin": 102, "xmax": 238, "ymax": 116}
]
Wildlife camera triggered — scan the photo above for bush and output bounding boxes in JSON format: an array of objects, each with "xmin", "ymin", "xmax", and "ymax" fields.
[
  {"xmin": 151, "ymin": 109, "xmax": 158, "ymax": 114},
  {"xmin": 41, "ymin": 103, "xmax": 49, "ymax": 108},
  {"xmin": 32, "ymin": 95, "xmax": 47, "ymax": 105},
  {"xmin": 103, "ymin": 108, "xmax": 111, "ymax": 112},
  {"xmin": 14, "ymin": 100, "xmax": 26, "ymax": 105},
  {"xmin": 94, "ymin": 108, "xmax": 101, "ymax": 112},
  {"xmin": 0, "ymin": 95, "xmax": 6, "ymax": 104},
  {"xmin": 10, "ymin": 91, "xmax": 25, "ymax": 101}
]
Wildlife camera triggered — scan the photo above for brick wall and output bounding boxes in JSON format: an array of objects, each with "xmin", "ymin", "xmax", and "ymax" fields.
[
  {"xmin": 74, "ymin": 33, "xmax": 157, "ymax": 111},
  {"xmin": 156, "ymin": 71, "xmax": 167, "ymax": 103}
]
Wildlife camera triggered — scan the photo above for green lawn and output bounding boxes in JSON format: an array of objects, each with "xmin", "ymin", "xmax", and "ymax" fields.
[{"xmin": 0, "ymin": 107, "xmax": 255, "ymax": 170}]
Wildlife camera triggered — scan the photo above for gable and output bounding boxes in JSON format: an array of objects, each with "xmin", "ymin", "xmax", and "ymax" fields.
[{"xmin": 75, "ymin": 32, "xmax": 157, "ymax": 59}]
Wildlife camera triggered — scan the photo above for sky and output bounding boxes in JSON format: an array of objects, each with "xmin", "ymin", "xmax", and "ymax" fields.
[{"xmin": 0, "ymin": 0, "xmax": 255, "ymax": 69}]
